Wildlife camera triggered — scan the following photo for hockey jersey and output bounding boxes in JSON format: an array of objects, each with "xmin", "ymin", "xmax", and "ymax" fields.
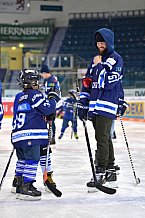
[
  {"xmin": 80, "ymin": 28, "xmax": 124, "ymax": 119},
  {"xmin": 63, "ymin": 97, "xmax": 77, "ymax": 120},
  {"xmin": 11, "ymin": 89, "xmax": 56, "ymax": 148}
]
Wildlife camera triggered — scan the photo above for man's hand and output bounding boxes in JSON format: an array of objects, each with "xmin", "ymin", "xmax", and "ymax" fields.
[
  {"xmin": 77, "ymin": 102, "xmax": 89, "ymax": 121},
  {"xmin": 93, "ymin": 55, "xmax": 102, "ymax": 65},
  {"xmin": 117, "ymin": 100, "xmax": 128, "ymax": 116}
]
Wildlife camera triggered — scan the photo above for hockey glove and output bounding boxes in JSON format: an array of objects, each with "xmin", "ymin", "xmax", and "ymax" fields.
[
  {"xmin": 77, "ymin": 102, "xmax": 89, "ymax": 121},
  {"xmin": 82, "ymin": 76, "xmax": 92, "ymax": 89},
  {"xmin": 117, "ymin": 100, "xmax": 128, "ymax": 116},
  {"xmin": 48, "ymin": 87, "xmax": 60, "ymax": 103}
]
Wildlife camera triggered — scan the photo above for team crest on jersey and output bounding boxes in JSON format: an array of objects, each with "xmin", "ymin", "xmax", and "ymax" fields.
[{"xmin": 28, "ymin": 141, "xmax": 32, "ymax": 145}]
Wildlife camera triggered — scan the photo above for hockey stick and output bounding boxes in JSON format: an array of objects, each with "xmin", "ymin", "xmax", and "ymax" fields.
[
  {"xmin": 119, "ymin": 114, "xmax": 140, "ymax": 184},
  {"xmin": 0, "ymin": 148, "xmax": 15, "ymax": 191},
  {"xmin": 44, "ymin": 120, "xmax": 62, "ymax": 197},
  {"xmin": 82, "ymin": 119, "xmax": 116, "ymax": 194},
  {"xmin": 71, "ymin": 120, "xmax": 73, "ymax": 139},
  {"xmin": 71, "ymin": 103, "xmax": 74, "ymax": 139}
]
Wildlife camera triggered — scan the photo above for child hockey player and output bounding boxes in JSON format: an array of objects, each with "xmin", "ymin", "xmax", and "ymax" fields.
[
  {"xmin": 11, "ymin": 69, "xmax": 60, "ymax": 200},
  {"xmin": 58, "ymin": 90, "xmax": 79, "ymax": 140}
]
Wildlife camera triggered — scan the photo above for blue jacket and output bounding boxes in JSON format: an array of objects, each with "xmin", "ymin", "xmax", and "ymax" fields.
[
  {"xmin": 80, "ymin": 28, "xmax": 124, "ymax": 119},
  {"xmin": 11, "ymin": 89, "xmax": 56, "ymax": 148}
]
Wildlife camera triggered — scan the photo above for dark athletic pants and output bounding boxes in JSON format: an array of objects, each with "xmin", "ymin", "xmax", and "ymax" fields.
[{"xmin": 92, "ymin": 115, "xmax": 115, "ymax": 169}]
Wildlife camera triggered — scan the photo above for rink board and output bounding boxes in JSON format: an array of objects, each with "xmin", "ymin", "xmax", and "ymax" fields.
[{"xmin": 2, "ymin": 97, "xmax": 145, "ymax": 122}]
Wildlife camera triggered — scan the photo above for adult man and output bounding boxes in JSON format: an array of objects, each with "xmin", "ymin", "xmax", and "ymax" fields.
[
  {"xmin": 78, "ymin": 28, "xmax": 127, "ymax": 188},
  {"xmin": 41, "ymin": 65, "xmax": 61, "ymax": 144}
]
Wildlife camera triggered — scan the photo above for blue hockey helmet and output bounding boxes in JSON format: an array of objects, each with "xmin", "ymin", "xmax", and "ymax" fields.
[{"xmin": 19, "ymin": 69, "xmax": 40, "ymax": 89}]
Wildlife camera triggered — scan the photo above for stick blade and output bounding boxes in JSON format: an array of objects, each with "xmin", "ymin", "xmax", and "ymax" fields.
[
  {"xmin": 45, "ymin": 180, "xmax": 62, "ymax": 197},
  {"xmin": 136, "ymin": 178, "xmax": 140, "ymax": 184},
  {"xmin": 95, "ymin": 182, "xmax": 116, "ymax": 195}
]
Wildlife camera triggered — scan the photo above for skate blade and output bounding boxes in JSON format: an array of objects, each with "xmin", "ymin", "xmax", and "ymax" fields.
[
  {"xmin": 11, "ymin": 187, "xmax": 16, "ymax": 194},
  {"xmin": 87, "ymin": 187, "xmax": 99, "ymax": 193},
  {"xmin": 105, "ymin": 181, "xmax": 119, "ymax": 189},
  {"xmin": 106, "ymin": 170, "xmax": 120, "ymax": 175},
  {"xmin": 16, "ymin": 193, "xmax": 21, "ymax": 199},
  {"xmin": 19, "ymin": 194, "xmax": 41, "ymax": 201}
]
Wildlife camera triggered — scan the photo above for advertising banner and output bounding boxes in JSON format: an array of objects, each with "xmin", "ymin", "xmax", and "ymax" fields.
[
  {"xmin": 2, "ymin": 99, "xmax": 145, "ymax": 121},
  {"xmin": 3, "ymin": 101, "xmax": 13, "ymax": 117},
  {"xmin": 0, "ymin": 24, "xmax": 50, "ymax": 41},
  {"xmin": 124, "ymin": 101, "xmax": 145, "ymax": 121}
]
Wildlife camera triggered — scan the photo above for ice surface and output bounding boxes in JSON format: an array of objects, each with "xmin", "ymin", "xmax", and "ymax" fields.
[{"xmin": 0, "ymin": 118, "xmax": 145, "ymax": 218}]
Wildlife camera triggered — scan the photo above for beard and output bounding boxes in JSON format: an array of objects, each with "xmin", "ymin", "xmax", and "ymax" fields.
[{"xmin": 98, "ymin": 48, "xmax": 107, "ymax": 55}]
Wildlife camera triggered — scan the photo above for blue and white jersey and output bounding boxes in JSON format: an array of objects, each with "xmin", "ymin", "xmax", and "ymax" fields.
[
  {"xmin": 11, "ymin": 89, "xmax": 56, "ymax": 148},
  {"xmin": 63, "ymin": 97, "xmax": 77, "ymax": 120},
  {"xmin": 0, "ymin": 81, "xmax": 4, "ymax": 127},
  {"xmin": 80, "ymin": 28, "xmax": 124, "ymax": 119}
]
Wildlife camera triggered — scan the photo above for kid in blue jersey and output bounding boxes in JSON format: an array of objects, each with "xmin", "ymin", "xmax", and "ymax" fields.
[
  {"xmin": 11, "ymin": 69, "xmax": 60, "ymax": 200},
  {"xmin": 58, "ymin": 90, "xmax": 78, "ymax": 140}
]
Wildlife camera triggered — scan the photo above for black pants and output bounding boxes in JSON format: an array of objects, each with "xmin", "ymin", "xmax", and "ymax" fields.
[{"xmin": 92, "ymin": 115, "xmax": 115, "ymax": 169}]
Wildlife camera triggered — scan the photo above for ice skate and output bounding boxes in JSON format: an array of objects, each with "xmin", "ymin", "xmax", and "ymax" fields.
[
  {"xmin": 11, "ymin": 176, "xmax": 23, "ymax": 197},
  {"xmin": 107, "ymin": 164, "xmax": 120, "ymax": 175},
  {"xmin": 74, "ymin": 132, "xmax": 79, "ymax": 139},
  {"xmin": 50, "ymin": 137, "xmax": 56, "ymax": 144},
  {"xmin": 105, "ymin": 169, "xmax": 118, "ymax": 189},
  {"xmin": 11, "ymin": 176, "xmax": 17, "ymax": 193},
  {"xmin": 87, "ymin": 167, "xmax": 106, "ymax": 193},
  {"xmin": 58, "ymin": 133, "xmax": 63, "ymax": 140},
  {"xmin": 15, "ymin": 176, "xmax": 23, "ymax": 199},
  {"xmin": 114, "ymin": 165, "xmax": 120, "ymax": 171},
  {"xmin": 19, "ymin": 182, "xmax": 41, "ymax": 201}
]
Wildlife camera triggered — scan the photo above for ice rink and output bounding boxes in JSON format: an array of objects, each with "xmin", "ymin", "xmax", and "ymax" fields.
[{"xmin": 0, "ymin": 117, "xmax": 145, "ymax": 218}]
